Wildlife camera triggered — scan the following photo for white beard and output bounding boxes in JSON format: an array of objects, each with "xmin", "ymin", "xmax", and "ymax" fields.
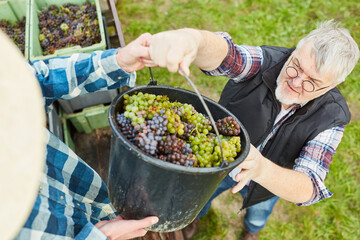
[{"xmin": 275, "ymin": 76, "xmax": 302, "ymax": 106}]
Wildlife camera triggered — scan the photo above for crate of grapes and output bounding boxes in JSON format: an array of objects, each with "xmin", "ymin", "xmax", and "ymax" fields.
[
  {"xmin": 107, "ymin": 85, "xmax": 251, "ymax": 232},
  {"xmin": 28, "ymin": 0, "xmax": 106, "ymax": 62},
  {"xmin": 0, "ymin": 0, "xmax": 29, "ymax": 58}
]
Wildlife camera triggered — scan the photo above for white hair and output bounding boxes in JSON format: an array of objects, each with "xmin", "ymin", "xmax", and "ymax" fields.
[{"xmin": 296, "ymin": 20, "xmax": 359, "ymax": 84}]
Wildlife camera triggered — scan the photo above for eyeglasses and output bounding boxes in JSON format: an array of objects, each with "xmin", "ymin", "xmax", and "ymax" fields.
[{"xmin": 285, "ymin": 57, "xmax": 330, "ymax": 92}]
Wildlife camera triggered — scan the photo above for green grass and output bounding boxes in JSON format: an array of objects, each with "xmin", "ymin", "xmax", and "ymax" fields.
[
  {"xmin": 116, "ymin": 0, "xmax": 360, "ymax": 239},
  {"xmin": 263, "ymin": 120, "xmax": 360, "ymax": 240}
]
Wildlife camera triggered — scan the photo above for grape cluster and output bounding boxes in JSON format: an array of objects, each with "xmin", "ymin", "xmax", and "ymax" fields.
[
  {"xmin": 115, "ymin": 92, "xmax": 242, "ymax": 168},
  {"xmin": 116, "ymin": 113, "xmax": 137, "ymax": 143},
  {"xmin": 215, "ymin": 116, "xmax": 241, "ymax": 136},
  {"xmin": 136, "ymin": 132, "xmax": 158, "ymax": 156},
  {"xmin": 0, "ymin": 17, "xmax": 26, "ymax": 54},
  {"xmin": 38, "ymin": 2, "xmax": 100, "ymax": 55},
  {"xmin": 157, "ymin": 135, "xmax": 195, "ymax": 166}
]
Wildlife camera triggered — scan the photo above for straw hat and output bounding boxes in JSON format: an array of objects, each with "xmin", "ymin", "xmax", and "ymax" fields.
[{"xmin": 0, "ymin": 30, "xmax": 46, "ymax": 239}]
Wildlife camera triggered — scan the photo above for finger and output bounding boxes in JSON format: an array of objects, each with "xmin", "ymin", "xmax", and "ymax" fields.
[
  {"xmin": 234, "ymin": 168, "xmax": 252, "ymax": 182},
  {"xmin": 95, "ymin": 220, "xmax": 109, "ymax": 228},
  {"xmin": 94, "ymin": 215, "xmax": 123, "ymax": 228},
  {"xmin": 155, "ymin": 45, "xmax": 169, "ymax": 68},
  {"xmin": 138, "ymin": 32, "xmax": 152, "ymax": 47},
  {"xmin": 178, "ymin": 52, "xmax": 195, "ymax": 76},
  {"xmin": 149, "ymin": 34, "xmax": 165, "ymax": 65},
  {"xmin": 143, "ymin": 59, "xmax": 158, "ymax": 67},
  {"xmin": 98, "ymin": 216, "xmax": 159, "ymax": 239},
  {"xmin": 166, "ymin": 48, "xmax": 184, "ymax": 73},
  {"xmin": 122, "ymin": 228, "xmax": 148, "ymax": 239},
  {"xmin": 132, "ymin": 45, "xmax": 151, "ymax": 59},
  {"xmin": 232, "ymin": 170, "xmax": 252, "ymax": 193},
  {"xmin": 119, "ymin": 216, "xmax": 159, "ymax": 233},
  {"xmin": 134, "ymin": 216, "xmax": 159, "ymax": 229},
  {"xmin": 237, "ymin": 159, "xmax": 254, "ymax": 170}
]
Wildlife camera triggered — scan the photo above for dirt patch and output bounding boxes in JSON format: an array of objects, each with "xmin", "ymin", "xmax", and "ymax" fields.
[
  {"xmin": 348, "ymin": 100, "xmax": 360, "ymax": 122},
  {"xmin": 210, "ymin": 192, "xmax": 291, "ymax": 239},
  {"xmin": 211, "ymin": 190, "xmax": 245, "ymax": 240}
]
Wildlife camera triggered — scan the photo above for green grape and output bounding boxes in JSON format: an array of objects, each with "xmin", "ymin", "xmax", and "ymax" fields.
[{"xmin": 120, "ymin": 92, "xmax": 242, "ymax": 168}]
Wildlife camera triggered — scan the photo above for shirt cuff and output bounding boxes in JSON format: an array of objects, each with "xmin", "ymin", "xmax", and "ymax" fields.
[
  {"xmin": 98, "ymin": 48, "xmax": 136, "ymax": 88},
  {"xmin": 293, "ymin": 166, "xmax": 333, "ymax": 206},
  {"xmin": 201, "ymin": 32, "xmax": 234, "ymax": 77},
  {"xmin": 201, "ymin": 32, "xmax": 263, "ymax": 82}
]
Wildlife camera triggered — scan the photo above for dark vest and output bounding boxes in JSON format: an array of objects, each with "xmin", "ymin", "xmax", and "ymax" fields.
[{"xmin": 219, "ymin": 45, "xmax": 351, "ymax": 209}]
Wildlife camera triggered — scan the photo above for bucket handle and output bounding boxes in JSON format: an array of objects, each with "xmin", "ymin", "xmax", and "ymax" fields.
[
  {"xmin": 178, "ymin": 67, "xmax": 228, "ymax": 168},
  {"xmin": 147, "ymin": 67, "xmax": 157, "ymax": 86}
]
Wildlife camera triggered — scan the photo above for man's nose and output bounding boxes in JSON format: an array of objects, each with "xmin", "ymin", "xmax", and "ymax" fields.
[{"xmin": 292, "ymin": 76, "xmax": 303, "ymax": 87}]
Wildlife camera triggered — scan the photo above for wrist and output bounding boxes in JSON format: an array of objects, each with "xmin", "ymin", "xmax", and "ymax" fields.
[
  {"xmin": 116, "ymin": 48, "xmax": 133, "ymax": 73},
  {"xmin": 254, "ymin": 155, "xmax": 271, "ymax": 184},
  {"xmin": 181, "ymin": 28, "xmax": 203, "ymax": 49}
]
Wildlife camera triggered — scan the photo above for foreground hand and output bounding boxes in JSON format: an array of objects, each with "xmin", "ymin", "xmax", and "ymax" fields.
[
  {"xmin": 232, "ymin": 144, "xmax": 266, "ymax": 193},
  {"xmin": 116, "ymin": 33, "xmax": 154, "ymax": 72},
  {"xmin": 148, "ymin": 28, "xmax": 203, "ymax": 76},
  {"xmin": 95, "ymin": 215, "xmax": 159, "ymax": 240}
]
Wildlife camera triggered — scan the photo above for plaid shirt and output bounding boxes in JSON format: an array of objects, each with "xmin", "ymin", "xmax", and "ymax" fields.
[
  {"xmin": 204, "ymin": 32, "xmax": 345, "ymax": 206},
  {"xmin": 15, "ymin": 49, "xmax": 135, "ymax": 239}
]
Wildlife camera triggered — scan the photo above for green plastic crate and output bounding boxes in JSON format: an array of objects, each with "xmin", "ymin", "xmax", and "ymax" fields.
[
  {"xmin": 29, "ymin": 0, "xmax": 106, "ymax": 62},
  {"xmin": 61, "ymin": 114, "xmax": 76, "ymax": 151},
  {"xmin": 0, "ymin": 0, "xmax": 30, "ymax": 59},
  {"xmin": 63, "ymin": 104, "xmax": 109, "ymax": 134}
]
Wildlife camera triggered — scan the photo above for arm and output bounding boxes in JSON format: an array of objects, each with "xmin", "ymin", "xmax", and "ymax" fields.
[
  {"xmin": 232, "ymin": 126, "xmax": 344, "ymax": 204},
  {"xmin": 32, "ymin": 33, "xmax": 151, "ymax": 109},
  {"xmin": 149, "ymin": 28, "xmax": 227, "ymax": 75},
  {"xmin": 149, "ymin": 28, "xmax": 263, "ymax": 80}
]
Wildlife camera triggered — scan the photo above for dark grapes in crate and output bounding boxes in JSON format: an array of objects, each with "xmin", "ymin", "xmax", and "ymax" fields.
[
  {"xmin": 38, "ymin": 2, "xmax": 101, "ymax": 55},
  {"xmin": 0, "ymin": 17, "xmax": 26, "ymax": 54},
  {"xmin": 115, "ymin": 92, "xmax": 242, "ymax": 168}
]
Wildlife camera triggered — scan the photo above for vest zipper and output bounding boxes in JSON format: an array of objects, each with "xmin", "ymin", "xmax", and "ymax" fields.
[
  {"xmin": 254, "ymin": 76, "xmax": 280, "ymax": 147},
  {"xmin": 241, "ymin": 77, "xmax": 279, "ymax": 209}
]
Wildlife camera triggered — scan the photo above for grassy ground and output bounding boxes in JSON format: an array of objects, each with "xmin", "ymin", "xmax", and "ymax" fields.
[{"xmin": 115, "ymin": 0, "xmax": 360, "ymax": 239}]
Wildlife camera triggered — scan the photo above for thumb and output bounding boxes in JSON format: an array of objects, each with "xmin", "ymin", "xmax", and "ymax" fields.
[
  {"xmin": 133, "ymin": 216, "xmax": 159, "ymax": 229},
  {"xmin": 179, "ymin": 53, "xmax": 195, "ymax": 76},
  {"xmin": 133, "ymin": 45, "xmax": 151, "ymax": 59},
  {"xmin": 137, "ymin": 32, "xmax": 152, "ymax": 47}
]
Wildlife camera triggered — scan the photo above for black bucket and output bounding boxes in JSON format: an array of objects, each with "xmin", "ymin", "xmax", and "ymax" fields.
[{"xmin": 108, "ymin": 85, "xmax": 250, "ymax": 232}]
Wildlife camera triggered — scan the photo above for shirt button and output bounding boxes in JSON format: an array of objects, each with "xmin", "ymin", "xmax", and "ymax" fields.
[
  {"xmin": 76, "ymin": 202, "xmax": 80, "ymax": 207},
  {"xmin": 60, "ymin": 195, "xmax": 64, "ymax": 200}
]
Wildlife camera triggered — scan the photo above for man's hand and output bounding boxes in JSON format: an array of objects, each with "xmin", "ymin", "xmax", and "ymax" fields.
[
  {"xmin": 95, "ymin": 215, "xmax": 159, "ymax": 240},
  {"xmin": 116, "ymin": 33, "xmax": 155, "ymax": 73},
  {"xmin": 148, "ymin": 28, "xmax": 203, "ymax": 76},
  {"xmin": 232, "ymin": 144, "xmax": 265, "ymax": 193},
  {"xmin": 231, "ymin": 144, "xmax": 314, "ymax": 204}
]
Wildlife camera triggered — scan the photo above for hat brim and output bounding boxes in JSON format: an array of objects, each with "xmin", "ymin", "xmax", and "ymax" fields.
[{"xmin": 0, "ymin": 30, "xmax": 46, "ymax": 239}]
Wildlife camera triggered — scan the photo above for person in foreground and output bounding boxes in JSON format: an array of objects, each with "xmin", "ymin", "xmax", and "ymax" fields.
[
  {"xmin": 0, "ymin": 29, "xmax": 159, "ymax": 240},
  {"xmin": 147, "ymin": 20, "xmax": 359, "ymax": 240}
]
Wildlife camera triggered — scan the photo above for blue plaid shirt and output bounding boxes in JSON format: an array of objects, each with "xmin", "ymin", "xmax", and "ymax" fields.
[
  {"xmin": 15, "ymin": 49, "xmax": 135, "ymax": 239},
  {"xmin": 204, "ymin": 32, "xmax": 345, "ymax": 206}
]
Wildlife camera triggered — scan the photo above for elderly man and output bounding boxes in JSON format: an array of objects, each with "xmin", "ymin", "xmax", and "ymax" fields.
[{"xmin": 148, "ymin": 20, "xmax": 359, "ymax": 239}]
